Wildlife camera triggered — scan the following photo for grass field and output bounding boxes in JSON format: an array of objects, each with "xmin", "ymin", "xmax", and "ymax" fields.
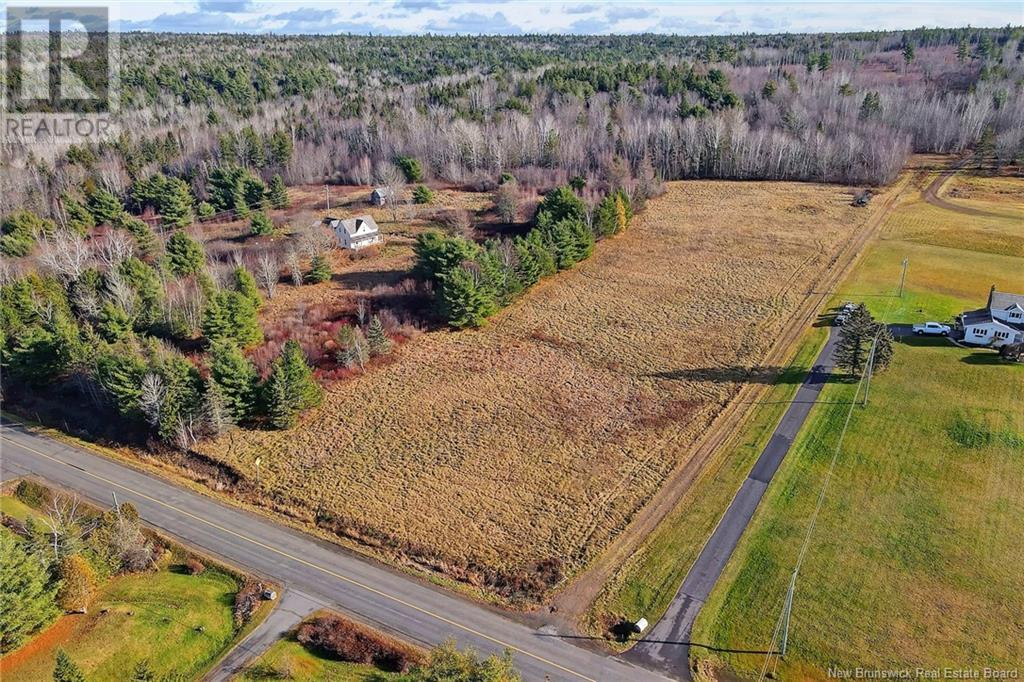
[
  {"xmin": 689, "ymin": 168, "xmax": 1024, "ymax": 679},
  {"xmin": 193, "ymin": 180, "xmax": 871, "ymax": 596},
  {"xmin": 585, "ymin": 324, "xmax": 830, "ymax": 638},
  {"xmin": 0, "ymin": 492, "xmax": 267, "ymax": 682},
  {"xmin": 238, "ymin": 635, "xmax": 398, "ymax": 681}
]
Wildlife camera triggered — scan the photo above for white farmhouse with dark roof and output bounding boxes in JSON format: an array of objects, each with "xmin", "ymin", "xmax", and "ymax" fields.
[
  {"xmin": 325, "ymin": 215, "xmax": 383, "ymax": 250},
  {"xmin": 959, "ymin": 286, "xmax": 1024, "ymax": 347}
]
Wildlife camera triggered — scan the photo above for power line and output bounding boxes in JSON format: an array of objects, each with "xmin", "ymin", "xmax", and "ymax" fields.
[{"xmin": 757, "ymin": 271, "xmax": 903, "ymax": 681}]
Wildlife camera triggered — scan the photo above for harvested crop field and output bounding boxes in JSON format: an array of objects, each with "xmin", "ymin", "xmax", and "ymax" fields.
[{"xmin": 195, "ymin": 180, "xmax": 874, "ymax": 598}]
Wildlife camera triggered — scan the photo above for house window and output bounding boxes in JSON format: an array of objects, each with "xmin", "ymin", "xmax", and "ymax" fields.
[
  {"xmin": 1012, "ymin": 311, "xmax": 1022, "ymax": 319},
  {"xmin": 973, "ymin": 328, "xmax": 986, "ymax": 336},
  {"xmin": 995, "ymin": 331, "xmax": 1008, "ymax": 340}
]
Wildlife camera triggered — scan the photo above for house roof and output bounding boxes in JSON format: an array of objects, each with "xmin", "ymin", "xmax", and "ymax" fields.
[
  {"xmin": 962, "ymin": 308, "xmax": 993, "ymax": 326},
  {"xmin": 371, "ymin": 187, "xmax": 390, "ymax": 196},
  {"xmin": 332, "ymin": 215, "xmax": 379, "ymax": 238},
  {"xmin": 988, "ymin": 288, "xmax": 1024, "ymax": 312}
]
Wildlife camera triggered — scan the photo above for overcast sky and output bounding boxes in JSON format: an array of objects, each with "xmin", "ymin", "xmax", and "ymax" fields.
[{"xmin": 111, "ymin": 1, "xmax": 1022, "ymax": 36}]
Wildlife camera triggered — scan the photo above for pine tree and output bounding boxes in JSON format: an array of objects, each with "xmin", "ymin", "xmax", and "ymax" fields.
[
  {"xmin": 834, "ymin": 304, "xmax": 877, "ymax": 376},
  {"xmin": 902, "ymin": 42, "xmax": 916, "ymax": 69},
  {"xmin": 115, "ymin": 213, "xmax": 157, "ymax": 257},
  {"xmin": 956, "ymin": 39, "xmax": 969, "ymax": 64},
  {"xmin": 62, "ymin": 196, "xmax": 95, "ymax": 235},
  {"xmin": 250, "ymin": 211, "xmax": 274, "ymax": 237},
  {"xmin": 0, "ymin": 531, "xmax": 59, "ymax": 653},
  {"xmin": 268, "ymin": 174, "xmax": 290, "ymax": 209},
  {"xmin": 165, "ymin": 232, "xmax": 205, "ymax": 278},
  {"xmin": 233, "ymin": 266, "xmax": 262, "ymax": 309},
  {"xmin": 367, "ymin": 315, "xmax": 391, "ymax": 356},
  {"xmin": 87, "ymin": 187, "xmax": 123, "ymax": 224},
  {"xmin": 440, "ymin": 267, "xmax": 497, "ymax": 328},
  {"xmin": 159, "ymin": 177, "xmax": 194, "ymax": 229},
  {"xmin": 593, "ymin": 194, "xmax": 617, "ymax": 237},
  {"xmin": 53, "ymin": 649, "xmax": 86, "ymax": 682},
  {"xmin": 280, "ymin": 340, "xmax": 322, "ymax": 410},
  {"xmin": 306, "ymin": 254, "xmax": 331, "ymax": 283},
  {"xmin": 202, "ymin": 290, "xmax": 262, "ymax": 348},
  {"xmin": 266, "ymin": 362, "xmax": 295, "ymax": 429},
  {"xmin": 208, "ymin": 339, "xmax": 258, "ymax": 421}
]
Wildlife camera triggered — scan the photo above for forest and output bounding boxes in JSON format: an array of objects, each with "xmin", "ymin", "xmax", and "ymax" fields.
[{"xmin": 1, "ymin": 27, "xmax": 1022, "ymax": 451}]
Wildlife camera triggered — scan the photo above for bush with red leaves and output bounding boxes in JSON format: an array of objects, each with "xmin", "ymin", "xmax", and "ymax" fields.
[
  {"xmin": 185, "ymin": 558, "xmax": 205, "ymax": 575},
  {"xmin": 296, "ymin": 614, "xmax": 422, "ymax": 672}
]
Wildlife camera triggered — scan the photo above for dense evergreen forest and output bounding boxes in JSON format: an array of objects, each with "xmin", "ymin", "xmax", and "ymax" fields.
[{"xmin": 1, "ymin": 27, "xmax": 1021, "ymax": 451}]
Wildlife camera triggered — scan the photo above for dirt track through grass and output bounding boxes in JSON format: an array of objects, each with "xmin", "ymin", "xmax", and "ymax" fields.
[{"xmin": 195, "ymin": 180, "xmax": 872, "ymax": 597}]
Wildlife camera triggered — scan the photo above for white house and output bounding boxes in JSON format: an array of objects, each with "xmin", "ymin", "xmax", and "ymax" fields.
[
  {"xmin": 960, "ymin": 287, "xmax": 1024, "ymax": 347},
  {"xmin": 369, "ymin": 187, "xmax": 391, "ymax": 206},
  {"xmin": 326, "ymin": 215, "xmax": 383, "ymax": 250}
]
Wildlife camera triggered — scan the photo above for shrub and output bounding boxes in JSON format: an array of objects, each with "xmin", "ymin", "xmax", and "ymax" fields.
[
  {"xmin": 185, "ymin": 558, "xmax": 205, "ymax": 575},
  {"xmin": 412, "ymin": 185, "xmax": 434, "ymax": 204},
  {"xmin": 296, "ymin": 614, "xmax": 422, "ymax": 672},
  {"xmin": 250, "ymin": 211, "xmax": 274, "ymax": 236},
  {"xmin": 56, "ymin": 555, "xmax": 98, "ymax": 613},
  {"xmin": 395, "ymin": 155, "xmax": 424, "ymax": 183},
  {"xmin": 15, "ymin": 479, "xmax": 52, "ymax": 508},
  {"xmin": 233, "ymin": 578, "xmax": 263, "ymax": 626}
]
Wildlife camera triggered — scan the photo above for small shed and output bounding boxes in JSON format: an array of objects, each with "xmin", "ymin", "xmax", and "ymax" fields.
[
  {"xmin": 370, "ymin": 187, "xmax": 391, "ymax": 206},
  {"xmin": 325, "ymin": 215, "xmax": 383, "ymax": 250}
]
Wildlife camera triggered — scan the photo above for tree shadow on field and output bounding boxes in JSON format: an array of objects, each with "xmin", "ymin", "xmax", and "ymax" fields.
[
  {"xmin": 961, "ymin": 352, "xmax": 1016, "ymax": 366},
  {"xmin": 332, "ymin": 268, "xmax": 410, "ymax": 289},
  {"xmin": 649, "ymin": 366, "xmax": 803, "ymax": 385}
]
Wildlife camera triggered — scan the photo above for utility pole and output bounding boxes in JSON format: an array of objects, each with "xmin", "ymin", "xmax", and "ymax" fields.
[
  {"xmin": 780, "ymin": 569, "xmax": 797, "ymax": 657},
  {"xmin": 324, "ymin": 185, "xmax": 330, "ymax": 213},
  {"xmin": 898, "ymin": 257, "xmax": 909, "ymax": 298},
  {"xmin": 862, "ymin": 333, "xmax": 879, "ymax": 407},
  {"xmin": 254, "ymin": 456, "xmax": 262, "ymax": 489}
]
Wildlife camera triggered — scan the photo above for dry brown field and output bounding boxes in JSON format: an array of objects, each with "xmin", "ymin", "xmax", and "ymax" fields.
[{"xmin": 194, "ymin": 179, "xmax": 873, "ymax": 600}]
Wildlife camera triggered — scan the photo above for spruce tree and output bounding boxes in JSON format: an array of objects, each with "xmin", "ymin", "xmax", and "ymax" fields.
[
  {"xmin": 266, "ymin": 361, "xmax": 295, "ymax": 429},
  {"xmin": 87, "ymin": 186, "xmax": 123, "ymax": 224},
  {"xmin": 834, "ymin": 304, "xmax": 881, "ymax": 376},
  {"xmin": 53, "ymin": 649, "xmax": 86, "ymax": 682},
  {"xmin": 594, "ymin": 194, "xmax": 618, "ymax": 237},
  {"xmin": 0, "ymin": 531, "xmax": 59, "ymax": 653},
  {"xmin": 306, "ymin": 254, "xmax": 331, "ymax": 283},
  {"xmin": 367, "ymin": 315, "xmax": 391, "ymax": 356},
  {"xmin": 165, "ymin": 232, "xmax": 205, "ymax": 278},
  {"xmin": 62, "ymin": 196, "xmax": 95, "ymax": 235},
  {"xmin": 202, "ymin": 290, "xmax": 262, "ymax": 348},
  {"xmin": 280, "ymin": 340, "xmax": 322, "ymax": 410},
  {"xmin": 233, "ymin": 266, "xmax": 262, "ymax": 309},
  {"xmin": 268, "ymin": 174, "xmax": 290, "ymax": 209},
  {"xmin": 440, "ymin": 266, "xmax": 497, "ymax": 328},
  {"xmin": 250, "ymin": 211, "xmax": 274, "ymax": 237},
  {"xmin": 159, "ymin": 177, "xmax": 194, "ymax": 229},
  {"xmin": 208, "ymin": 339, "xmax": 258, "ymax": 421},
  {"xmin": 115, "ymin": 213, "xmax": 157, "ymax": 257}
]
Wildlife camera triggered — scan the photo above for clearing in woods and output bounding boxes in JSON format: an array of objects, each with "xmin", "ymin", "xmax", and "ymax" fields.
[
  {"xmin": 195, "ymin": 180, "xmax": 877, "ymax": 598},
  {"xmin": 689, "ymin": 167, "xmax": 1024, "ymax": 679}
]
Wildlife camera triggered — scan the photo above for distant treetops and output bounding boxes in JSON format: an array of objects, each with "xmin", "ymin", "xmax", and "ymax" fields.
[{"xmin": 414, "ymin": 184, "xmax": 633, "ymax": 329}]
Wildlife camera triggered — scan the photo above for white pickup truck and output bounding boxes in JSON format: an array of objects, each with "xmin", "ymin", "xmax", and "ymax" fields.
[{"xmin": 912, "ymin": 321, "xmax": 951, "ymax": 336}]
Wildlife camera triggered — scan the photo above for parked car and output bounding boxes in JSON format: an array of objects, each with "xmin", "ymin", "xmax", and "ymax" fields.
[
  {"xmin": 835, "ymin": 312, "xmax": 849, "ymax": 326},
  {"xmin": 841, "ymin": 301, "xmax": 857, "ymax": 312},
  {"xmin": 912, "ymin": 321, "xmax": 951, "ymax": 336}
]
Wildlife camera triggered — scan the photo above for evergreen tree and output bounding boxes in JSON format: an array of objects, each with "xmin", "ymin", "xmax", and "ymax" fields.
[
  {"xmin": 165, "ymin": 232, "xmax": 205, "ymax": 278},
  {"xmin": 208, "ymin": 339, "xmax": 258, "ymax": 421},
  {"xmin": 115, "ymin": 213, "xmax": 157, "ymax": 257},
  {"xmin": 202, "ymin": 290, "xmax": 263, "ymax": 347},
  {"xmin": 87, "ymin": 187, "xmax": 123, "ymax": 224},
  {"xmin": 536, "ymin": 185, "xmax": 586, "ymax": 224},
  {"xmin": 197, "ymin": 201, "xmax": 216, "ymax": 220},
  {"xmin": 250, "ymin": 211, "xmax": 274, "ymax": 236},
  {"xmin": 817, "ymin": 52, "xmax": 832, "ymax": 72},
  {"xmin": 62, "ymin": 196, "xmax": 95, "ymax": 235},
  {"xmin": 0, "ymin": 531, "xmax": 59, "ymax": 653},
  {"xmin": 242, "ymin": 176, "xmax": 268, "ymax": 211},
  {"xmin": 413, "ymin": 232, "xmax": 479, "ymax": 282},
  {"xmin": 512, "ymin": 236, "xmax": 541, "ymax": 287},
  {"xmin": 834, "ymin": 304, "xmax": 887, "ymax": 376},
  {"xmin": 268, "ymin": 130, "xmax": 293, "ymax": 166},
  {"xmin": 159, "ymin": 177, "xmax": 194, "ymax": 229},
  {"xmin": 233, "ymin": 266, "xmax": 262, "ymax": 309},
  {"xmin": 119, "ymin": 257, "xmax": 164, "ymax": 329},
  {"xmin": 151, "ymin": 351, "xmax": 204, "ymax": 442},
  {"xmin": 412, "ymin": 185, "xmax": 434, "ymax": 204},
  {"xmin": 593, "ymin": 194, "xmax": 618, "ymax": 237},
  {"xmin": 367, "ymin": 315, "xmax": 391, "ymax": 356},
  {"xmin": 396, "ymin": 155, "xmax": 424, "ymax": 182},
  {"xmin": 306, "ymin": 254, "xmax": 332, "ymax": 283},
  {"xmin": 266, "ymin": 340, "xmax": 321, "ymax": 428},
  {"xmin": 957, "ymin": 39, "xmax": 969, "ymax": 63},
  {"xmin": 98, "ymin": 301, "xmax": 134, "ymax": 342},
  {"xmin": 266, "ymin": 363, "xmax": 295, "ymax": 429},
  {"xmin": 268, "ymin": 174, "xmax": 290, "ymax": 209},
  {"xmin": 53, "ymin": 649, "xmax": 86, "ymax": 682},
  {"xmin": 440, "ymin": 267, "xmax": 497, "ymax": 328},
  {"xmin": 336, "ymin": 324, "xmax": 369, "ymax": 369}
]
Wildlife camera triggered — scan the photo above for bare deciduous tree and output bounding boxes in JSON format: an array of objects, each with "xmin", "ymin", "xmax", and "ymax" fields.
[
  {"xmin": 138, "ymin": 373, "xmax": 166, "ymax": 429},
  {"xmin": 286, "ymin": 248, "xmax": 303, "ymax": 286},
  {"xmin": 95, "ymin": 229, "xmax": 134, "ymax": 270},
  {"xmin": 256, "ymin": 251, "xmax": 279, "ymax": 299},
  {"xmin": 37, "ymin": 229, "xmax": 91, "ymax": 281}
]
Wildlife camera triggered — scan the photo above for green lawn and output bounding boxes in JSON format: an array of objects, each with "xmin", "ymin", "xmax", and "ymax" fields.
[
  {"xmin": 587, "ymin": 325, "xmax": 829, "ymax": 638},
  {"xmin": 0, "ymin": 495, "xmax": 41, "ymax": 523},
  {"xmin": 1, "ymin": 561, "xmax": 244, "ymax": 681},
  {"xmin": 238, "ymin": 635, "xmax": 398, "ymax": 681},
  {"xmin": 690, "ymin": 172, "xmax": 1024, "ymax": 679}
]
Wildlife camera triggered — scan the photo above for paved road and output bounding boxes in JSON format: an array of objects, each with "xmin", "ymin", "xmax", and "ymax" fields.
[
  {"xmin": 205, "ymin": 589, "xmax": 321, "ymax": 681},
  {"xmin": 0, "ymin": 421, "xmax": 670, "ymax": 682},
  {"xmin": 625, "ymin": 327, "xmax": 840, "ymax": 679}
]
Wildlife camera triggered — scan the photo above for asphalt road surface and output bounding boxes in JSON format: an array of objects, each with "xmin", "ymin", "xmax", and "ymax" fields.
[
  {"xmin": 625, "ymin": 327, "xmax": 840, "ymax": 679},
  {"xmin": 0, "ymin": 421, "xmax": 670, "ymax": 682}
]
